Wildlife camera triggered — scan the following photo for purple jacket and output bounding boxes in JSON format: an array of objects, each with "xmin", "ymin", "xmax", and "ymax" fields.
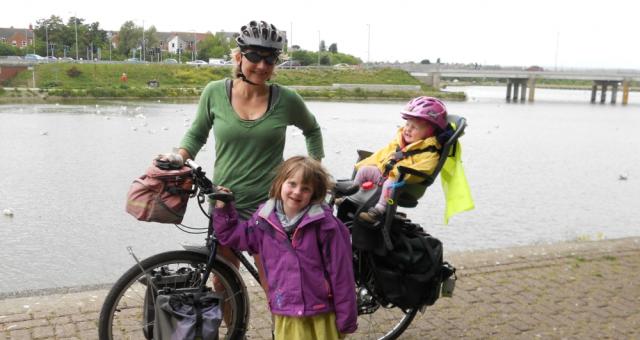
[{"xmin": 213, "ymin": 199, "xmax": 358, "ymax": 334}]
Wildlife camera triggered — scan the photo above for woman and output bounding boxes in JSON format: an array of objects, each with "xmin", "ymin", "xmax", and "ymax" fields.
[{"xmin": 177, "ymin": 19, "xmax": 324, "ymax": 292}]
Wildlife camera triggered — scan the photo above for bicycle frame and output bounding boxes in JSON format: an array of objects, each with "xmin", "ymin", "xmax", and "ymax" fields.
[{"xmin": 184, "ymin": 158, "xmax": 262, "ymax": 288}]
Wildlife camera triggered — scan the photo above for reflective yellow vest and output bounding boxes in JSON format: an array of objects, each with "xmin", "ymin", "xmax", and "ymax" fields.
[{"xmin": 440, "ymin": 140, "xmax": 474, "ymax": 224}]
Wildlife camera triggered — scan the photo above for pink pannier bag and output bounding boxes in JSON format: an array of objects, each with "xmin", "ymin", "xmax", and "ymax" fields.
[{"xmin": 126, "ymin": 160, "xmax": 194, "ymax": 224}]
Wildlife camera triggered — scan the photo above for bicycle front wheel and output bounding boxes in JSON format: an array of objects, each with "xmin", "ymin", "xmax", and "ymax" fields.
[{"xmin": 98, "ymin": 250, "xmax": 248, "ymax": 340}]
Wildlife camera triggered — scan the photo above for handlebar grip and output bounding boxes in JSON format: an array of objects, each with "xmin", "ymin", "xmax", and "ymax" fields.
[{"xmin": 209, "ymin": 191, "xmax": 235, "ymax": 203}]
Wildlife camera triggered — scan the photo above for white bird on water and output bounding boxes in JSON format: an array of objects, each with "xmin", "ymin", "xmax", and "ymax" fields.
[{"xmin": 3, "ymin": 208, "xmax": 14, "ymax": 217}]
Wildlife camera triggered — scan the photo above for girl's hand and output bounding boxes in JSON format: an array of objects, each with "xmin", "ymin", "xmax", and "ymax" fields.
[{"xmin": 214, "ymin": 186, "xmax": 232, "ymax": 208}]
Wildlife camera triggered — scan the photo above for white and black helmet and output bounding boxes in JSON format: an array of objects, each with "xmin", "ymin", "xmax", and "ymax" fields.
[{"xmin": 236, "ymin": 20, "xmax": 284, "ymax": 52}]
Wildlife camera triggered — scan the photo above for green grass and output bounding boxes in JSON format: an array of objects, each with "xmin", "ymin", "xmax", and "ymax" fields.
[
  {"xmin": 274, "ymin": 67, "xmax": 422, "ymax": 86},
  {"xmin": 3, "ymin": 64, "xmax": 465, "ymax": 100},
  {"xmin": 8, "ymin": 63, "xmax": 231, "ymax": 89}
]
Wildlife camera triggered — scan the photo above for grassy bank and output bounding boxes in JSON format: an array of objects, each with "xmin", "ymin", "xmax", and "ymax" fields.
[{"xmin": 2, "ymin": 63, "xmax": 465, "ymax": 101}]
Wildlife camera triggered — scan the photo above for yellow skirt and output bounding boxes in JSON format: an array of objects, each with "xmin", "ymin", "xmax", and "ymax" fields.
[{"xmin": 274, "ymin": 312, "xmax": 342, "ymax": 340}]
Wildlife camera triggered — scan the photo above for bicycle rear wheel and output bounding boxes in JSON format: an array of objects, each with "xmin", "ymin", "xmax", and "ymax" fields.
[
  {"xmin": 351, "ymin": 249, "xmax": 418, "ymax": 339},
  {"xmin": 98, "ymin": 250, "xmax": 248, "ymax": 340}
]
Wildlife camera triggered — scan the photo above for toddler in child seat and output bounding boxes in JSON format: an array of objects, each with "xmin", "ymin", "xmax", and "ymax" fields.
[
  {"xmin": 212, "ymin": 156, "xmax": 357, "ymax": 340},
  {"xmin": 354, "ymin": 96, "xmax": 450, "ymax": 223}
]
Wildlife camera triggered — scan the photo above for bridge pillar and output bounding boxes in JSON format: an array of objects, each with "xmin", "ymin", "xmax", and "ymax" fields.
[
  {"xmin": 622, "ymin": 79, "xmax": 630, "ymax": 105},
  {"xmin": 611, "ymin": 83, "xmax": 618, "ymax": 104},
  {"xmin": 432, "ymin": 73, "xmax": 441, "ymax": 89},
  {"xmin": 591, "ymin": 80, "xmax": 621, "ymax": 104},
  {"xmin": 600, "ymin": 83, "xmax": 607, "ymax": 104},
  {"xmin": 527, "ymin": 77, "xmax": 536, "ymax": 102},
  {"xmin": 506, "ymin": 78, "xmax": 528, "ymax": 102}
]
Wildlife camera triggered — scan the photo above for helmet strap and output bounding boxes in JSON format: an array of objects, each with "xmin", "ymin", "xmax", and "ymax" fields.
[{"xmin": 237, "ymin": 60, "xmax": 259, "ymax": 86}]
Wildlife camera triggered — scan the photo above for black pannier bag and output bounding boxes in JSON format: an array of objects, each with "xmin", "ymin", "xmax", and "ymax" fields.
[
  {"xmin": 350, "ymin": 219, "xmax": 385, "ymax": 254},
  {"xmin": 153, "ymin": 289, "xmax": 222, "ymax": 340},
  {"xmin": 370, "ymin": 222, "xmax": 451, "ymax": 309}
]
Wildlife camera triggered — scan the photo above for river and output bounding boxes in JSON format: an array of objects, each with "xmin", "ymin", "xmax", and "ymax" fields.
[{"xmin": 1, "ymin": 86, "xmax": 639, "ymax": 294}]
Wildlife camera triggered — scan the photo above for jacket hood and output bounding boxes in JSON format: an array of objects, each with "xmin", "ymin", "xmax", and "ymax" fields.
[{"xmin": 257, "ymin": 199, "xmax": 328, "ymax": 231}]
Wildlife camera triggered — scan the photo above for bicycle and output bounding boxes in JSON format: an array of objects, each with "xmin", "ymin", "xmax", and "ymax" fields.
[{"xmin": 99, "ymin": 115, "xmax": 465, "ymax": 339}]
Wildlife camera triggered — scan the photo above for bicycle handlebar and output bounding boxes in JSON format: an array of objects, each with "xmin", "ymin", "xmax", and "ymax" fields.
[
  {"xmin": 185, "ymin": 159, "xmax": 202, "ymax": 172},
  {"xmin": 184, "ymin": 159, "xmax": 235, "ymax": 202}
]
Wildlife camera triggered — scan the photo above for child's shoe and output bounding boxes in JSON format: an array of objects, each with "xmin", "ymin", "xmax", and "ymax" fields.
[{"xmin": 359, "ymin": 207, "xmax": 383, "ymax": 223}]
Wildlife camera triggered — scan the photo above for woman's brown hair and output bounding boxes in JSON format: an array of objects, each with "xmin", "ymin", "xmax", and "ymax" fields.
[{"xmin": 269, "ymin": 156, "xmax": 333, "ymax": 204}]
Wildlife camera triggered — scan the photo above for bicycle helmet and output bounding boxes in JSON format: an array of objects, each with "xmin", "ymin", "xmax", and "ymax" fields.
[
  {"xmin": 400, "ymin": 96, "xmax": 448, "ymax": 130},
  {"xmin": 236, "ymin": 20, "xmax": 285, "ymax": 52}
]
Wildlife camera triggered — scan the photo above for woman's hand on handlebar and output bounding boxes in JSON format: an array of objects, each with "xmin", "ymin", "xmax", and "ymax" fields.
[{"xmin": 177, "ymin": 148, "xmax": 192, "ymax": 162}]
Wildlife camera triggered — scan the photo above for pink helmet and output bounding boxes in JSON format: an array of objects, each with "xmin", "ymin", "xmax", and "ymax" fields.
[{"xmin": 400, "ymin": 96, "xmax": 448, "ymax": 130}]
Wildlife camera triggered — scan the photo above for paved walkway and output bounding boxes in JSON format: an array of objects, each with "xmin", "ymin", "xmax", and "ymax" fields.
[{"xmin": 1, "ymin": 237, "xmax": 639, "ymax": 339}]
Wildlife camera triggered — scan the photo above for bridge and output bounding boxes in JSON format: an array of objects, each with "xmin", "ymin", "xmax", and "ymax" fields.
[{"xmin": 408, "ymin": 67, "xmax": 640, "ymax": 105}]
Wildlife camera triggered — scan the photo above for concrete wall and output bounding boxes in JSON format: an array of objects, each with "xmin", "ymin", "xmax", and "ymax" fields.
[{"xmin": 0, "ymin": 66, "xmax": 27, "ymax": 83}]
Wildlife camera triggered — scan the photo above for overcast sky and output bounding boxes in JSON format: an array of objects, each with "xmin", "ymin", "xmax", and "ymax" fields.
[{"xmin": 3, "ymin": 0, "xmax": 639, "ymax": 70}]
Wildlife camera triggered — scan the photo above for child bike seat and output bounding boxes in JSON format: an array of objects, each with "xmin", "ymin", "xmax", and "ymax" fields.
[{"xmin": 340, "ymin": 115, "xmax": 467, "ymax": 208}]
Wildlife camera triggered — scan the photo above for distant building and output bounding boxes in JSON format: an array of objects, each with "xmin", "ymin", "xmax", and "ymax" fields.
[
  {"xmin": 0, "ymin": 27, "xmax": 33, "ymax": 48},
  {"xmin": 110, "ymin": 30, "xmax": 237, "ymax": 54}
]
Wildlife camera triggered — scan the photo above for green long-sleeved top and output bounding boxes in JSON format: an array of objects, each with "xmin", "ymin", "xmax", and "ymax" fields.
[{"xmin": 180, "ymin": 79, "xmax": 324, "ymax": 211}]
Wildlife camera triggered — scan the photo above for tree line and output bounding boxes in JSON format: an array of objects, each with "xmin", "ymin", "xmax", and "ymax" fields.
[{"xmin": 1, "ymin": 15, "xmax": 362, "ymax": 65}]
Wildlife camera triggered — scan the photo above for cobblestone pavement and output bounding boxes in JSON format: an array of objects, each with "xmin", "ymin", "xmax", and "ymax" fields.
[{"xmin": 1, "ymin": 237, "xmax": 639, "ymax": 339}]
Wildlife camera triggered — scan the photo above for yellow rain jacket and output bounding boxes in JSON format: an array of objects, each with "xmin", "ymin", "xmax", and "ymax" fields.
[
  {"xmin": 355, "ymin": 127, "xmax": 440, "ymax": 184},
  {"xmin": 355, "ymin": 127, "xmax": 474, "ymax": 224}
]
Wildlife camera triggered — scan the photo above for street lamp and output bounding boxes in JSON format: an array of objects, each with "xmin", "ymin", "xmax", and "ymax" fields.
[
  {"xmin": 367, "ymin": 24, "xmax": 370, "ymax": 64},
  {"xmin": 142, "ymin": 20, "xmax": 145, "ymax": 62},
  {"xmin": 45, "ymin": 20, "xmax": 49, "ymax": 58},
  {"xmin": 74, "ymin": 16, "xmax": 79, "ymax": 60}
]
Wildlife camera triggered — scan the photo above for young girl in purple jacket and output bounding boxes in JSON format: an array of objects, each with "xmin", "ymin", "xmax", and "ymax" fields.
[{"xmin": 213, "ymin": 156, "xmax": 357, "ymax": 339}]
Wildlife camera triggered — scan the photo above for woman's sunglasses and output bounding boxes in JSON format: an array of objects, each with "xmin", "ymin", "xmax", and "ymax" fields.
[{"xmin": 241, "ymin": 51, "xmax": 279, "ymax": 65}]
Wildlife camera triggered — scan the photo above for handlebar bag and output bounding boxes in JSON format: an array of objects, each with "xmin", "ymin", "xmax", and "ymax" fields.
[{"xmin": 126, "ymin": 161, "xmax": 193, "ymax": 224}]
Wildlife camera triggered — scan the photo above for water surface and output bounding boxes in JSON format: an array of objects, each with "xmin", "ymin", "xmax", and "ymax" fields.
[{"xmin": 1, "ymin": 87, "xmax": 639, "ymax": 294}]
